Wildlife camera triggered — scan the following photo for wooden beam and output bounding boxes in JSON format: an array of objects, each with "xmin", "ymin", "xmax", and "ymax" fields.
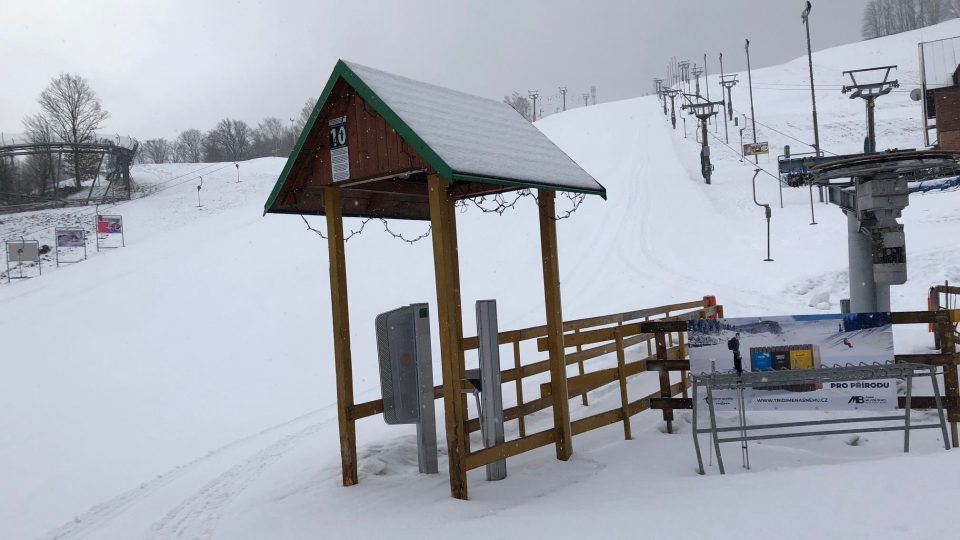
[
  {"xmin": 465, "ymin": 429, "xmax": 555, "ymax": 471},
  {"xmin": 538, "ymin": 189, "xmax": 572, "ymax": 460},
  {"xmin": 324, "ymin": 186, "xmax": 358, "ymax": 487},
  {"xmin": 428, "ymin": 174, "xmax": 469, "ymax": 500}
]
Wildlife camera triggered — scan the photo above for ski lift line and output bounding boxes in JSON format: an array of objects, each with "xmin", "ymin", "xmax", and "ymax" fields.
[
  {"xmin": 144, "ymin": 162, "xmax": 223, "ymax": 188},
  {"xmin": 704, "ymin": 128, "xmax": 781, "ymax": 183},
  {"xmin": 14, "ymin": 163, "xmax": 236, "ymax": 238},
  {"xmin": 732, "ymin": 107, "xmax": 840, "ymax": 157}
]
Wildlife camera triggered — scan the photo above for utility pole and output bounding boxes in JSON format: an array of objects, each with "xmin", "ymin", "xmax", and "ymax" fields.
[
  {"xmin": 802, "ymin": 2, "xmax": 821, "ymax": 158},
  {"xmin": 703, "ymin": 53, "xmax": 710, "ymax": 101},
  {"xmin": 682, "ymin": 99, "xmax": 723, "ymax": 184},
  {"xmin": 559, "ymin": 86, "xmax": 567, "ymax": 111},
  {"xmin": 719, "ymin": 52, "xmax": 730, "ymax": 144},
  {"xmin": 842, "ymin": 66, "xmax": 899, "ymax": 153},
  {"xmin": 528, "ymin": 90, "xmax": 540, "ymax": 122},
  {"xmin": 745, "ymin": 38, "xmax": 758, "ymax": 164}
]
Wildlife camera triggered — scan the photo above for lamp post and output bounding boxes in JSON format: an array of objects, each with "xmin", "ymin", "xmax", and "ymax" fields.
[
  {"xmin": 802, "ymin": 2, "xmax": 821, "ymax": 158},
  {"xmin": 745, "ymin": 38, "xmax": 758, "ymax": 165},
  {"xmin": 235, "ymin": 162, "xmax": 240, "ymax": 183},
  {"xmin": 802, "ymin": 1, "xmax": 825, "ymax": 202}
]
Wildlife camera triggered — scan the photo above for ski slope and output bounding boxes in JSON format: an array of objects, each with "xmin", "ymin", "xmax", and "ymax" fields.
[{"xmin": 3, "ymin": 19, "xmax": 960, "ymax": 540}]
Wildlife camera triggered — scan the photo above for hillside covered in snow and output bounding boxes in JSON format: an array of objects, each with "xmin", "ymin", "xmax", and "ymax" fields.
[{"xmin": 2, "ymin": 19, "xmax": 960, "ymax": 540}]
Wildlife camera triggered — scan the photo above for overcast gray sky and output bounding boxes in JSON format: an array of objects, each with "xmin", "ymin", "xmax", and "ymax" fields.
[{"xmin": 2, "ymin": 0, "xmax": 869, "ymax": 140}]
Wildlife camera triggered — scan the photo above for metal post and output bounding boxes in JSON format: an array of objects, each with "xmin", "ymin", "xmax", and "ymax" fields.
[
  {"xmin": 745, "ymin": 39, "xmax": 758, "ymax": 165},
  {"xmin": 739, "ymin": 128, "xmax": 745, "ymax": 161},
  {"xmin": 866, "ymin": 98, "xmax": 877, "ymax": 153},
  {"xmin": 847, "ymin": 209, "xmax": 877, "ymax": 312},
  {"xmin": 803, "ymin": 2, "xmax": 822, "ymax": 158},
  {"xmin": 751, "ymin": 169, "xmax": 773, "ymax": 262},
  {"xmin": 413, "ymin": 303, "xmax": 439, "ymax": 474},
  {"xmin": 720, "ymin": 53, "xmax": 729, "ymax": 144},
  {"xmin": 692, "ymin": 380, "xmax": 705, "ymax": 474},
  {"xmin": 930, "ymin": 366, "xmax": 951, "ymax": 450},
  {"xmin": 701, "ymin": 119, "xmax": 711, "ymax": 185},
  {"xmin": 904, "ymin": 370, "xmax": 912, "ymax": 452},
  {"xmin": 476, "ymin": 300, "xmax": 506, "ymax": 481},
  {"xmin": 705, "ymin": 383, "xmax": 725, "ymax": 474},
  {"xmin": 808, "ymin": 182, "xmax": 818, "ymax": 225},
  {"xmin": 670, "ymin": 94, "xmax": 677, "ymax": 129},
  {"xmin": 704, "ymin": 53, "xmax": 710, "ymax": 101}
]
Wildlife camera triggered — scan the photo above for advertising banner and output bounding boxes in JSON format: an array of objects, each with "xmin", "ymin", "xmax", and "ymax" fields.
[
  {"xmin": 97, "ymin": 216, "xmax": 122, "ymax": 234},
  {"xmin": 743, "ymin": 141, "xmax": 769, "ymax": 156},
  {"xmin": 56, "ymin": 228, "xmax": 85, "ymax": 248},
  {"xmin": 6, "ymin": 241, "xmax": 39, "ymax": 263},
  {"xmin": 687, "ymin": 313, "xmax": 896, "ymax": 411}
]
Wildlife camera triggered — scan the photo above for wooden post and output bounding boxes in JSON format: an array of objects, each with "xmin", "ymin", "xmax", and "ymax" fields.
[
  {"xmin": 575, "ymin": 329, "xmax": 589, "ymax": 406},
  {"xmin": 538, "ymin": 189, "xmax": 573, "ymax": 460},
  {"xmin": 324, "ymin": 186, "xmax": 358, "ymax": 487},
  {"xmin": 655, "ymin": 332, "xmax": 674, "ymax": 434},
  {"xmin": 428, "ymin": 174, "xmax": 469, "ymax": 499},
  {"xmin": 614, "ymin": 329, "xmax": 632, "ymax": 440},
  {"xmin": 513, "ymin": 340, "xmax": 526, "ymax": 437},
  {"xmin": 940, "ymin": 318, "xmax": 960, "ymax": 447}
]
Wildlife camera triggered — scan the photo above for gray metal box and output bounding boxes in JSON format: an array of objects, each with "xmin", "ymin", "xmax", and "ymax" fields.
[{"xmin": 376, "ymin": 304, "xmax": 431, "ymax": 425}]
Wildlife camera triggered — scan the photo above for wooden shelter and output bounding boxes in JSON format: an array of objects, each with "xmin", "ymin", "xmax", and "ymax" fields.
[{"xmin": 264, "ymin": 60, "xmax": 606, "ymax": 499}]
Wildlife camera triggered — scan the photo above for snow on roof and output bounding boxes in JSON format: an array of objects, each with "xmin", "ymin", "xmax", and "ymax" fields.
[{"xmin": 343, "ymin": 61, "xmax": 605, "ymax": 196}]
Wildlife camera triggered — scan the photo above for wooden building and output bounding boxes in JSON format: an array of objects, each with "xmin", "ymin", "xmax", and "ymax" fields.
[
  {"xmin": 264, "ymin": 60, "xmax": 606, "ymax": 499},
  {"xmin": 933, "ymin": 65, "xmax": 960, "ymax": 151}
]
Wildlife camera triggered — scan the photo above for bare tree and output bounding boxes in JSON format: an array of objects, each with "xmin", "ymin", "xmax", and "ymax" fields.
[
  {"xmin": 250, "ymin": 117, "xmax": 290, "ymax": 157},
  {"xmin": 863, "ymin": 0, "xmax": 954, "ymax": 39},
  {"xmin": 37, "ymin": 73, "xmax": 110, "ymax": 188},
  {"xmin": 142, "ymin": 138, "xmax": 172, "ymax": 164},
  {"xmin": 22, "ymin": 113, "xmax": 59, "ymax": 195},
  {"xmin": 173, "ymin": 129, "xmax": 204, "ymax": 163},
  {"xmin": 504, "ymin": 91, "xmax": 532, "ymax": 121},
  {"xmin": 293, "ymin": 98, "xmax": 315, "ymax": 135},
  {"xmin": 206, "ymin": 118, "xmax": 252, "ymax": 162}
]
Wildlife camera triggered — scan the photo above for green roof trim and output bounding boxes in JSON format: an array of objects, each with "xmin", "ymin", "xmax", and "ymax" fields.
[
  {"xmin": 450, "ymin": 173, "xmax": 607, "ymax": 199},
  {"xmin": 263, "ymin": 60, "xmax": 454, "ymax": 215}
]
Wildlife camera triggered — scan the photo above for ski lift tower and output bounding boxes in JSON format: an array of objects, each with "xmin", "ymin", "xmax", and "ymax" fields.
[
  {"xmin": 719, "ymin": 74, "xmax": 739, "ymax": 121},
  {"xmin": 691, "ymin": 65, "xmax": 704, "ymax": 98},
  {"xmin": 664, "ymin": 88, "xmax": 681, "ymax": 129},
  {"xmin": 806, "ymin": 151, "xmax": 960, "ymax": 312},
  {"xmin": 842, "ymin": 66, "xmax": 899, "ymax": 153},
  {"xmin": 654, "ymin": 78, "xmax": 666, "ymax": 114},
  {"xmin": 682, "ymin": 97, "xmax": 724, "ymax": 184}
]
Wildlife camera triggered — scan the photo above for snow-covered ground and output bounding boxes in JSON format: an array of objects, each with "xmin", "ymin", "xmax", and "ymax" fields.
[{"xmin": 3, "ymin": 19, "xmax": 960, "ymax": 540}]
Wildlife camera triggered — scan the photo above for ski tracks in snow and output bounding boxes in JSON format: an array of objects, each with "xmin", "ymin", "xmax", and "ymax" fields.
[
  {"xmin": 146, "ymin": 420, "xmax": 324, "ymax": 540},
  {"xmin": 39, "ymin": 409, "xmax": 331, "ymax": 540}
]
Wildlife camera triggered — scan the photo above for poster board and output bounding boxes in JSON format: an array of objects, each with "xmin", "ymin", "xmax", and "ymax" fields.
[
  {"xmin": 95, "ymin": 215, "xmax": 125, "ymax": 250},
  {"xmin": 55, "ymin": 227, "xmax": 87, "ymax": 265},
  {"xmin": 687, "ymin": 313, "xmax": 896, "ymax": 411}
]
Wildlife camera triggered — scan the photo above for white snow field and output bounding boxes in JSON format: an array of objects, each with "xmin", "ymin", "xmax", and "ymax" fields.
[{"xmin": 3, "ymin": 19, "xmax": 960, "ymax": 540}]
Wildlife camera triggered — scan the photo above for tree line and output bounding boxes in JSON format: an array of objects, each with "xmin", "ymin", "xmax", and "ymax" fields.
[
  {"xmin": 1, "ymin": 73, "xmax": 110, "ymax": 199},
  {"xmin": 862, "ymin": 0, "xmax": 958, "ymax": 39},
  {"xmin": 1, "ymin": 72, "xmax": 316, "ymax": 202},
  {"xmin": 139, "ymin": 101, "xmax": 314, "ymax": 165}
]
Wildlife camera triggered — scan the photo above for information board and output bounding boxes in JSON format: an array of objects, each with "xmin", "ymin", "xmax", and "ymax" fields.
[{"xmin": 687, "ymin": 312, "xmax": 896, "ymax": 411}]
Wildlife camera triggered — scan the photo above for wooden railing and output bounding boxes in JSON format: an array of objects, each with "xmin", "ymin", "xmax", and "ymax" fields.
[{"xmin": 458, "ymin": 297, "xmax": 722, "ymax": 472}]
